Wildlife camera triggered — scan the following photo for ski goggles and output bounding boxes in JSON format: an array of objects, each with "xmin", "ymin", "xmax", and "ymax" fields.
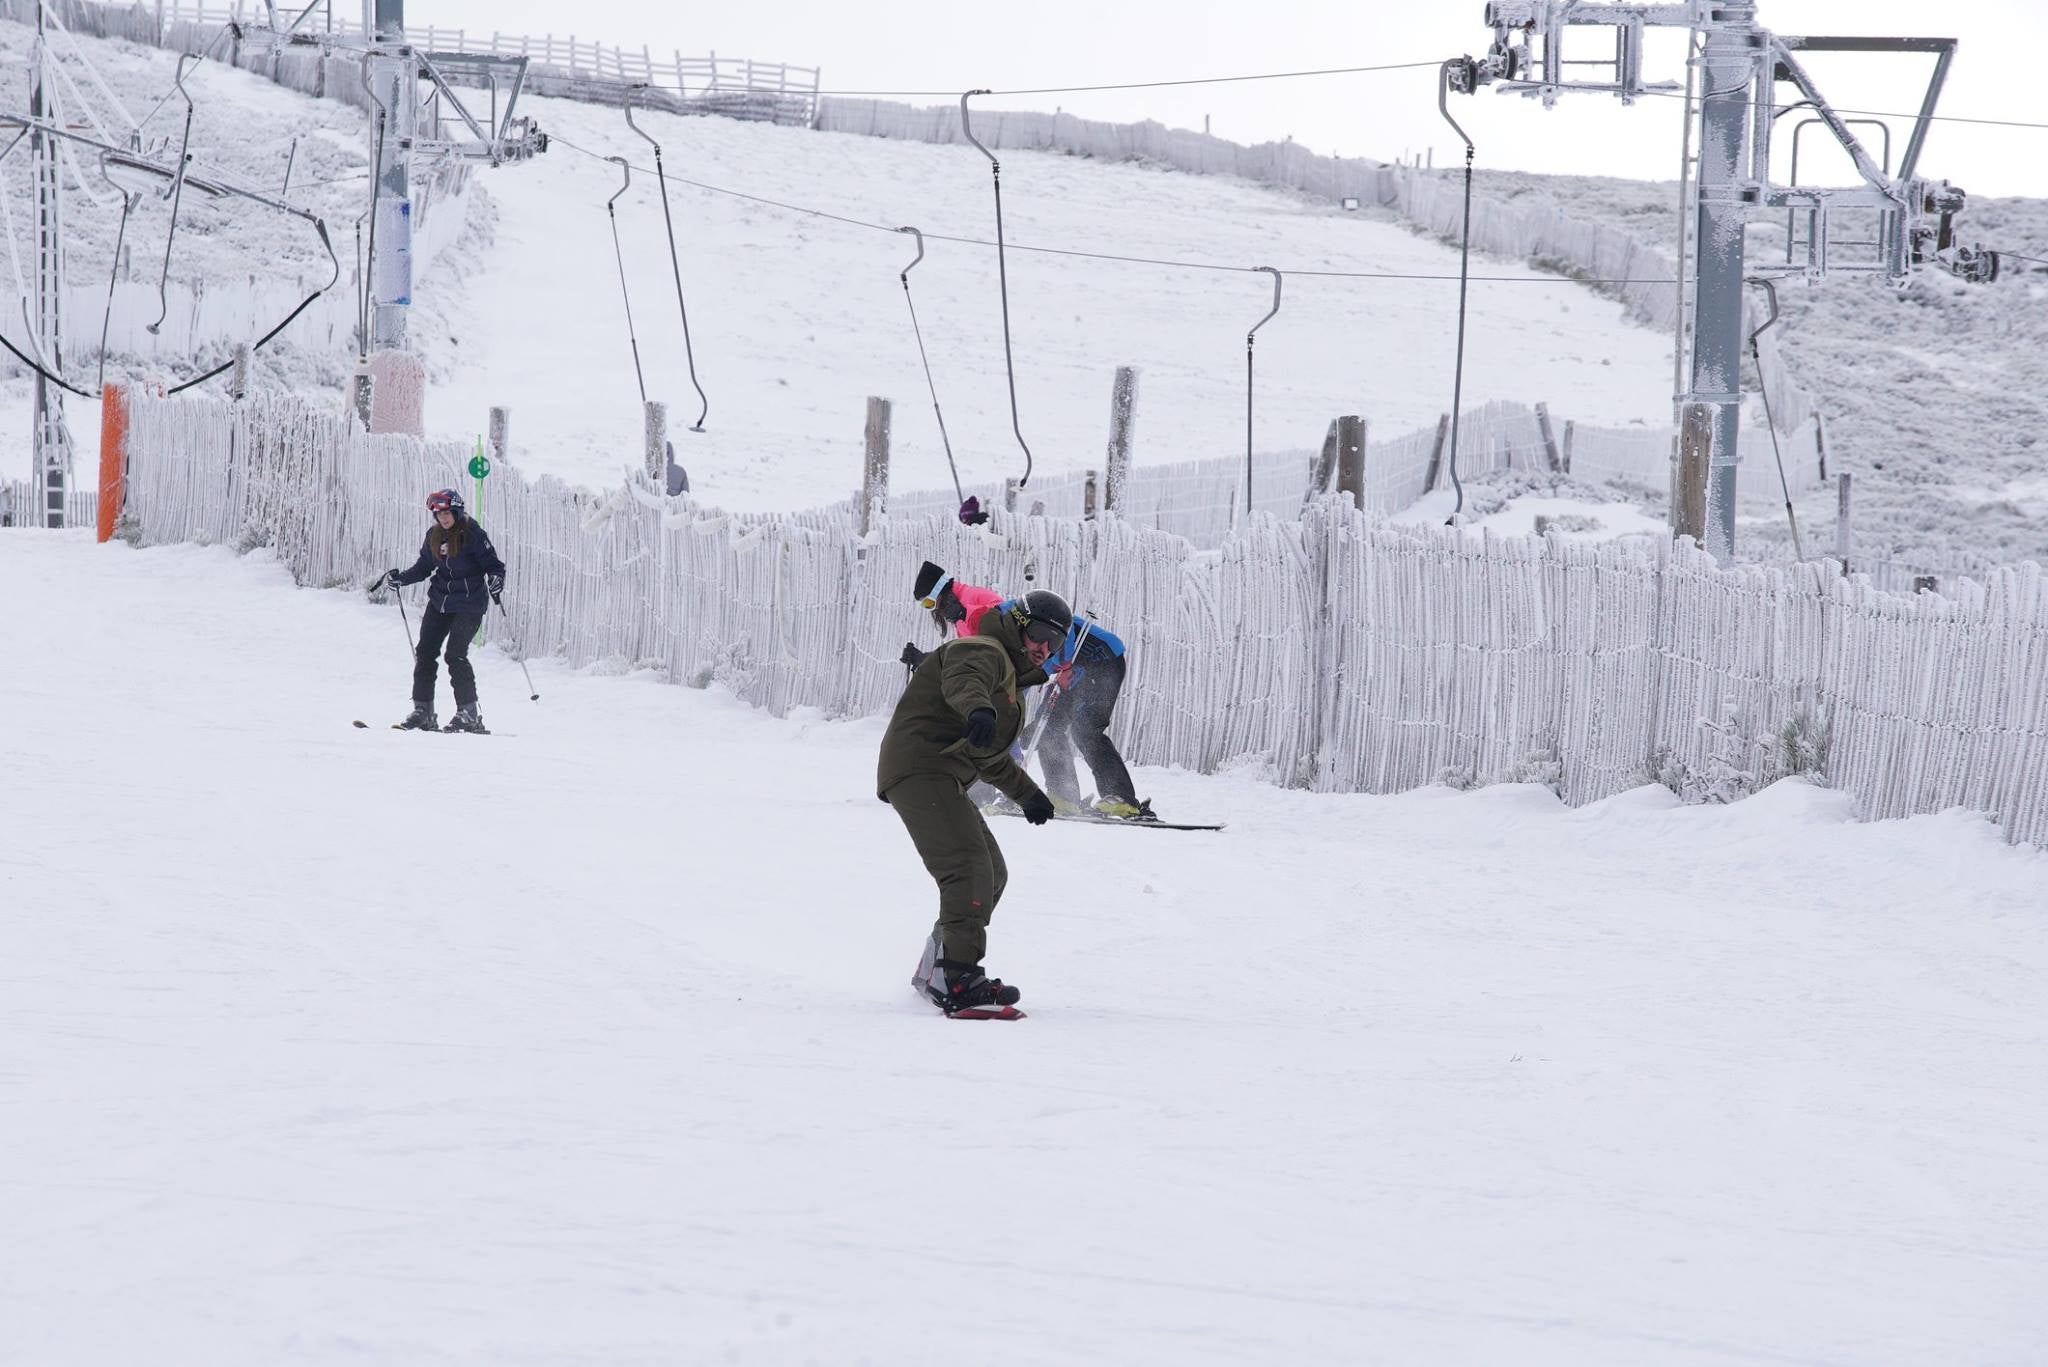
[
  {"xmin": 1021, "ymin": 616, "xmax": 1069, "ymax": 650},
  {"xmin": 917, "ymin": 572, "xmax": 954, "ymax": 611},
  {"xmin": 426, "ymin": 489, "xmax": 462, "ymax": 514}
]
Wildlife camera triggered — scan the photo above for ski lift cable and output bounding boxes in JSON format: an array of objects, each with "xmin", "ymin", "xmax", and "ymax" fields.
[
  {"xmin": 146, "ymin": 54, "xmax": 202, "ymax": 338},
  {"xmin": 1436, "ymin": 59, "xmax": 1477, "ymax": 519},
  {"xmin": 1629, "ymin": 85, "xmax": 2048, "ymax": 133},
  {"xmin": 960, "ymin": 89, "xmax": 1034, "ymax": 490},
  {"xmin": 629, "ymin": 58, "xmax": 1446, "ymax": 102},
  {"xmin": 893, "ymin": 224, "xmax": 966, "ymax": 510},
  {"xmin": 1245, "ymin": 265, "xmax": 1281, "ymax": 522},
  {"xmin": 549, "ymin": 135, "xmax": 1681, "ymax": 287},
  {"xmin": 603, "ymin": 154, "xmax": 649, "ymax": 405},
  {"xmin": 135, "ymin": 21, "xmax": 235, "ymax": 142},
  {"xmin": 98, "ymin": 183, "xmax": 140, "ymax": 394},
  {"xmin": 1745, "ymin": 276, "xmax": 1804, "ymax": 562},
  {"xmin": 624, "ymin": 82, "xmax": 710, "ymax": 432}
]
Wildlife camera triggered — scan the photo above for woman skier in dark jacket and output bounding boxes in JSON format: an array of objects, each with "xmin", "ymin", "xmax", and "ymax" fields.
[{"xmin": 373, "ymin": 487, "xmax": 506, "ymax": 733}]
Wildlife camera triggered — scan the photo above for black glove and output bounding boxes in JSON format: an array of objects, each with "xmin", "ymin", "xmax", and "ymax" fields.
[
  {"xmin": 486, "ymin": 573, "xmax": 505, "ymax": 598},
  {"xmin": 900, "ymin": 642, "xmax": 927, "ymax": 668},
  {"xmin": 1020, "ymin": 791, "xmax": 1056, "ymax": 826},
  {"xmin": 962, "ymin": 708, "xmax": 997, "ymax": 751},
  {"xmin": 370, "ymin": 568, "xmax": 400, "ymax": 594}
]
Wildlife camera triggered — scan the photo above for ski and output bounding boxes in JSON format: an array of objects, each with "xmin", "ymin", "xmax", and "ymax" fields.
[{"xmin": 356, "ymin": 720, "xmax": 508, "ymax": 735}]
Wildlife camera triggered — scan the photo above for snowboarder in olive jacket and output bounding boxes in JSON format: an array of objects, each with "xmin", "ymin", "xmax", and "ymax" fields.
[{"xmin": 879, "ymin": 590, "xmax": 1072, "ymax": 1015}]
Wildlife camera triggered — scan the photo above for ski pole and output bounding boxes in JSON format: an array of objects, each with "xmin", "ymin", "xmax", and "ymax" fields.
[
  {"xmin": 1019, "ymin": 616, "xmax": 1094, "ymax": 763},
  {"xmin": 392, "ymin": 579, "xmax": 415, "ymax": 653},
  {"xmin": 493, "ymin": 594, "xmax": 540, "ymax": 701}
]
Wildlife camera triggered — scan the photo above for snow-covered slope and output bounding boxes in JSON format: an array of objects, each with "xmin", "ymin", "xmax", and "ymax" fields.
[
  {"xmin": 6, "ymin": 530, "xmax": 2046, "ymax": 1365},
  {"xmin": 424, "ymin": 95, "xmax": 1676, "ymax": 509}
]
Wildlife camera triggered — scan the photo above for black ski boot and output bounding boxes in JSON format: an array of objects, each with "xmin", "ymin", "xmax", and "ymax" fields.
[
  {"xmin": 443, "ymin": 703, "xmax": 489, "ymax": 735},
  {"xmin": 925, "ymin": 960, "xmax": 1023, "ymax": 1017},
  {"xmin": 394, "ymin": 702, "xmax": 437, "ymax": 730}
]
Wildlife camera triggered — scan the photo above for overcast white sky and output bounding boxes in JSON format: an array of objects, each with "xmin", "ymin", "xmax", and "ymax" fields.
[{"xmin": 410, "ymin": 1, "xmax": 2047, "ymax": 199}]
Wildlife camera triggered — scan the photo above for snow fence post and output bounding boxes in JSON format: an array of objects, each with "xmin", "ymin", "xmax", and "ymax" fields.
[
  {"xmin": 1104, "ymin": 365, "xmax": 1138, "ymax": 513},
  {"xmin": 489, "ymin": 406, "xmax": 511, "ymax": 472},
  {"xmin": 860, "ymin": 396, "xmax": 891, "ymax": 537},
  {"xmin": 1561, "ymin": 419, "xmax": 1575, "ymax": 474},
  {"xmin": 1536, "ymin": 402, "xmax": 1562, "ymax": 473},
  {"xmin": 97, "ymin": 380, "xmax": 129, "ymax": 544},
  {"xmin": 1674, "ymin": 403, "xmax": 1713, "ymax": 544},
  {"xmin": 643, "ymin": 400, "xmax": 668, "ymax": 482},
  {"xmin": 1335, "ymin": 415, "xmax": 1366, "ymax": 511},
  {"xmin": 1421, "ymin": 412, "xmax": 1450, "ymax": 493},
  {"xmin": 229, "ymin": 343, "xmax": 251, "ymax": 401},
  {"xmin": 1834, "ymin": 473, "xmax": 1852, "ymax": 574}
]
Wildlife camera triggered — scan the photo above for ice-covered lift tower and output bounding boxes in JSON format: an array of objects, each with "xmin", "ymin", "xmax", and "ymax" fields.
[
  {"xmin": 240, "ymin": 1, "xmax": 548, "ymax": 430},
  {"xmin": 1446, "ymin": 1, "xmax": 1995, "ymax": 561}
]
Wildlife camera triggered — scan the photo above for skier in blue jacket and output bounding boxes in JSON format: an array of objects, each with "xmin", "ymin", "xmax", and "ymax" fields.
[
  {"xmin": 1004, "ymin": 601, "xmax": 1147, "ymax": 819},
  {"xmin": 372, "ymin": 488, "xmax": 506, "ymax": 733}
]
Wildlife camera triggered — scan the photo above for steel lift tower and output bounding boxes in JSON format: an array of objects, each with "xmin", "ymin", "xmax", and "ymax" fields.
[
  {"xmin": 1446, "ymin": 2, "xmax": 1995, "ymax": 561},
  {"xmin": 29, "ymin": 6, "xmax": 72, "ymax": 528},
  {"xmin": 241, "ymin": 1, "xmax": 547, "ymax": 419}
]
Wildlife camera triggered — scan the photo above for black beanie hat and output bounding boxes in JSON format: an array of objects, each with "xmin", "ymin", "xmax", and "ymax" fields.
[{"xmin": 912, "ymin": 560, "xmax": 949, "ymax": 603}]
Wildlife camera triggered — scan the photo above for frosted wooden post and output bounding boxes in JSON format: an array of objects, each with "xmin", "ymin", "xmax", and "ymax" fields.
[
  {"xmin": 1834, "ymin": 472, "xmax": 1852, "ymax": 573},
  {"xmin": 1421, "ymin": 412, "xmax": 1451, "ymax": 492},
  {"xmin": 229, "ymin": 343, "xmax": 251, "ymax": 401},
  {"xmin": 1335, "ymin": 414, "xmax": 1366, "ymax": 510},
  {"xmin": 1674, "ymin": 403, "xmax": 1712, "ymax": 544},
  {"xmin": 1536, "ymin": 402, "xmax": 1562, "ymax": 473},
  {"xmin": 860, "ymin": 396, "xmax": 891, "ymax": 536},
  {"xmin": 1083, "ymin": 470, "xmax": 1099, "ymax": 520},
  {"xmin": 1815, "ymin": 410, "xmax": 1830, "ymax": 480},
  {"xmin": 1303, "ymin": 418, "xmax": 1339, "ymax": 510},
  {"xmin": 1561, "ymin": 419, "xmax": 1575, "ymax": 474},
  {"xmin": 1003, "ymin": 477, "xmax": 1019, "ymax": 514},
  {"xmin": 1103, "ymin": 365, "xmax": 1138, "ymax": 513},
  {"xmin": 351, "ymin": 365, "xmax": 373, "ymax": 431},
  {"xmin": 489, "ymin": 406, "xmax": 511, "ymax": 469},
  {"xmin": 643, "ymin": 400, "xmax": 668, "ymax": 482}
]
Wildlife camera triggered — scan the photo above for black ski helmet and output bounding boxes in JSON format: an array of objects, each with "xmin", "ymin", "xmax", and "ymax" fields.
[
  {"xmin": 426, "ymin": 487, "xmax": 466, "ymax": 516},
  {"xmin": 1016, "ymin": 589, "xmax": 1073, "ymax": 649}
]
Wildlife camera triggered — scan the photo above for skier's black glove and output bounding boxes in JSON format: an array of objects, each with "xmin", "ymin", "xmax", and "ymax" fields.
[
  {"xmin": 900, "ymin": 642, "xmax": 927, "ymax": 668},
  {"xmin": 962, "ymin": 708, "xmax": 997, "ymax": 751},
  {"xmin": 486, "ymin": 573, "xmax": 505, "ymax": 598},
  {"xmin": 1020, "ymin": 791, "xmax": 1056, "ymax": 826},
  {"xmin": 370, "ymin": 568, "xmax": 400, "ymax": 594}
]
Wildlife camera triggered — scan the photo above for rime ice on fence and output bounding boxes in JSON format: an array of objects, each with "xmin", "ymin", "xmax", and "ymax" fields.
[{"xmin": 122, "ymin": 393, "xmax": 2048, "ymax": 847}]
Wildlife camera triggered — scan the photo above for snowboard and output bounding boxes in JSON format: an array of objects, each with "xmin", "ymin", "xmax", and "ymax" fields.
[
  {"xmin": 945, "ymin": 1005, "xmax": 1027, "ymax": 1021},
  {"xmin": 983, "ymin": 802, "xmax": 1224, "ymax": 832}
]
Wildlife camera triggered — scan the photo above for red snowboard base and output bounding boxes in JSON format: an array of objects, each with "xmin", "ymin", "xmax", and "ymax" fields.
[{"xmin": 946, "ymin": 1005, "xmax": 1027, "ymax": 1021}]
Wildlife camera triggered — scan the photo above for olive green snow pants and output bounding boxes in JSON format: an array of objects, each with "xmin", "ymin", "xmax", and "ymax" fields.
[{"xmin": 884, "ymin": 773, "xmax": 1008, "ymax": 966}]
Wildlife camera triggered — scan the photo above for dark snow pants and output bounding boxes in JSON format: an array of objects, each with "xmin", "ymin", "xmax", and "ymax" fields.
[
  {"xmin": 413, "ymin": 605, "xmax": 487, "ymax": 707},
  {"xmin": 1038, "ymin": 656, "xmax": 1136, "ymax": 805},
  {"xmin": 885, "ymin": 773, "xmax": 1008, "ymax": 966}
]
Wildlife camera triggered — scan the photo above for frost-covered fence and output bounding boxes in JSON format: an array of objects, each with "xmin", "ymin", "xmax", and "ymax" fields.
[
  {"xmin": 1567, "ymin": 416, "xmax": 1828, "ymax": 501},
  {"xmin": 882, "ymin": 401, "xmax": 1555, "ymax": 548},
  {"xmin": 122, "ymin": 0, "xmax": 822, "ymax": 125},
  {"xmin": 1, "ymin": 478, "xmax": 96, "ymax": 528},
  {"xmin": 121, "ymin": 393, "xmax": 2048, "ymax": 846}
]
